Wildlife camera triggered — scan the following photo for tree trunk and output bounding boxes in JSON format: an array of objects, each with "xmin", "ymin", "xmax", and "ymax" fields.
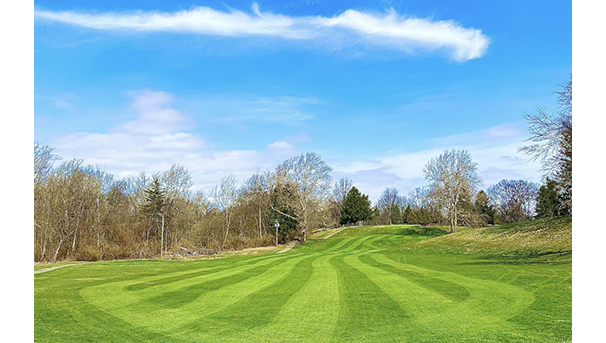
[
  {"xmin": 53, "ymin": 237, "xmax": 66, "ymax": 262},
  {"xmin": 258, "ymin": 208, "xmax": 262, "ymax": 241},
  {"xmin": 222, "ymin": 211, "xmax": 230, "ymax": 247},
  {"xmin": 72, "ymin": 227, "xmax": 78, "ymax": 252}
]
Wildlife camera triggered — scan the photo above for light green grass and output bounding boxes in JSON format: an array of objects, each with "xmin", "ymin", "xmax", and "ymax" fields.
[{"xmin": 35, "ymin": 222, "xmax": 571, "ymax": 342}]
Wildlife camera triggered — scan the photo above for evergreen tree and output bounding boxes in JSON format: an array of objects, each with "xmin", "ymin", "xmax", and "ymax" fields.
[
  {"xmin": 370, "ymin": 206, "xmax": 380, "ymax": 224},
  {"xmin": 403, "ymin": 204, "xmax": 412, "ymax": 224},
  {"xmin": 536, "ymin": 179, "xmax": 568, "ymax": 218},
  {"xmin": 269, "ymin": 182, "xmax": 298, "ymax": 244},
  {"xmin": 474, "ymin": 190, "xmax": 495, "ymax": 225},
  {"xmin": 140, "ymin": 177, "xmax": 167, "ymax": 241},
  {"xmin": 418, "ymin": 208, "xmax": 433, "ymax": 226},
  {"xmin": 141, "ymin": 178, "xmax": 166, "ymax": 216},
  {"xmin": 390, "ymin": 204, "xmax": 403, "ymax": 224},
  {"xmin": 339, "ymin": 186, "xmax": 372, "ymax": 225}
]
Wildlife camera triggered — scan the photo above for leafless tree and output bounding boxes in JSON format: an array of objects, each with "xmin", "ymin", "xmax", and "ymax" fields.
[
  {"xmin": 333, "ymin": 177, "xmax": 353, "ymax": 203},
  {"xmin": 160, "ymin": 163, "xmax": 193, "ymax": 199},
  {"xmin": 487, "ymin": 179, "xmax": 539, "ymax": 224},
  {"xmin": 273, "ymin": 152, "xmax": 332, "ymax": 242},
  {"xmin": 423, "ymin": 149, "xmax": 482, "ymax": 233},
  {"xmin": 519, "ymin": 75, "xmax": 572, "ymax": 212},
  {"xmin": 81, "ymin": 164, "xmax": 116, "ymax": 194},
  {"xmin": 241, "ymin": 171, "xmax": 272, "ymax": 241},
  {"xmin": 211, "ymin": 174, "xmax": 238, "ymax": 247},
  {"xmin": 408, "ymin": 187, "xmax": 431, "ymax": 209},
  {"xmin": 377, "ymin": 187, "xmax": 400, "ymax": 225},
  {"xmin": 34, "ymin": 141, "xmax": 62, "ymax": 183}
]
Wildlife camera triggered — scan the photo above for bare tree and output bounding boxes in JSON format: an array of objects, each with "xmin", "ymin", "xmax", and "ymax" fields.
[
  {"xmin": 377, "ymin": 187, "xmax": 400, "ymax": 225},
  {"xmin": 408, "ymin": 187, "xmax": 431, "ymax": 209},
  {"xmin": 81, "ymin": 165, "xmax": 116, "ymax": 194},
  {"xmin": 242, "ymin": 171, "xmax": 272, "ymax": 241},
  {"xmin": 423, "ymin": 149, "xmax": 482, "ymax": 233},
  {"xmin": 519, "ymin": 75, "xmax": 572, "ymax": 212},
  {"xmin": 273, "ymin": 152, "xmax": 332, "ymax": 242},
  {"xmin": 34, "ymin": 141, "xmax": 62, "ymax": 183},
  {"xmin": 333, "ymin": 177, "xmax": 353, "ymax": 203},
  {"xmin": 160, "ymin": 163, "xmax": 193, "ymax": 199},
  {"xmin": 487, "ymin": 179, "xmax": 539, "ymax": 224},
  {"xmin": 211, "ymin": 174, "xmax": 238, "ymax": 247}
]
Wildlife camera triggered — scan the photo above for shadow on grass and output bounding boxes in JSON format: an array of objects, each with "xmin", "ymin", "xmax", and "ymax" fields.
[
  {"xmin": 461, "ymin": 250, "xmax": 572, "ymax": 265},
  {"xmin": 395, "ymin": 226, "xmax": 448, "ymax": 237}
]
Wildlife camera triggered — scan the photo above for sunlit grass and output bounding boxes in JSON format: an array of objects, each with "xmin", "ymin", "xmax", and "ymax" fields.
[{"xmin": 35, "ymin": 221, "xmax": 571, "ymax": 342}]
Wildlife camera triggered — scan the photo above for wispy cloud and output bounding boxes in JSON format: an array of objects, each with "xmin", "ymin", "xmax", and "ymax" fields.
[
  {"xmin": 53, "ymin": 92, "xmax": 78, "ymax": 112},
  {"xmin": 34, "ymin": 3, "xmax": 490, "ymax": 62},
  {"xmin": 53, "ymin": 99, "xmax": 76, "ymax": 112},
  {"xmin": 189, "ymin": 95, "xmax": 318, "ymax": 124}
]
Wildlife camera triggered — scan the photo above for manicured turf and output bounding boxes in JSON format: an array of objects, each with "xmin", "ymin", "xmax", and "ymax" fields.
[{"xmin": 35, "ymin": 224, "xmax": 572, "ymax": 342}]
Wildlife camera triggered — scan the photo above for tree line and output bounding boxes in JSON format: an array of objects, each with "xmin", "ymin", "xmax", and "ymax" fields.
[{"xmin": 34, "ymin": 75, "xmax": 571, "ymax": 262}]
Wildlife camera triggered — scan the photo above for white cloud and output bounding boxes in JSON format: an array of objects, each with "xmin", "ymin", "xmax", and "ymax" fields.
[
  {"xmin": 485, "ymin": 123, "xmax": 522, "ymax": 138},
  {"xmin": 53, "ymin": 92, "xmax": 79, "ymax": 112},
  {"xmin": 51, "ymin": 90, "xmax": 303, "ymax": 192},
  {"xmin": 266, "ymin": 141, "xmax": 298, "ymax": 156},
  {"xmin": 53, "ymin": 99, "xmax": 76, "ymax": 111},
  {"xmin": 316, "ymin": 9, "xmax": 490, "ymax": 61},
  {"xmin": 35, "ymin": 4, "xmax": 490, "ymax": 62},
  {"xmin": 116, "ymin": 90, "xmax": 193, "ymax": 134}
]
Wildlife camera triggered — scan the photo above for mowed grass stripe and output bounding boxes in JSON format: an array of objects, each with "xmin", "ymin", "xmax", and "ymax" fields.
[
  {"xmin": 139, "ymin": 255, "xmax": 292, "ymax": 308},
  {"xmin": 342, "ymin": 252, "xmax": 493, "ymax": 342},
  {"xmin": 365, "ymin": 253, "xmax": 536, "ymax": 341},
  {"xmin": 245, "ymin": 254, "xmax": 341, "ymax": 343},
  {"xmin": 340, "ymin": 235, "xmax": 380, "ymax": 253},
  {"xmin": 358, "ymin": 253, "xmax": 470, "ymax": 303},
  {"xmin": 81, "ymin": 254, "xmax": 294, "ymax": 314},
  {"xmin": 125, "ymin": 254, "xmax": 280, "ymax": 292},
  {"xmin": 83, "ymin": 254, "xmax": 308, "ymax": 335},
  {"xmin": 124, "ymin": 265, "xmax": 227, "ymax": 292},
  {"xmin": 176, "ymin": 256, "xmax": 315, "ymax": 341},
  {"xmin": 325, "ymin": 237, "xmax": 356, "ymax": 252},
  {"xmin": 36, "ymin": 269, "xmax": 192, "ymax": 343},
  {"xmin": 329, "ymin": 253, "xmax": 410, "ymax": 343}
]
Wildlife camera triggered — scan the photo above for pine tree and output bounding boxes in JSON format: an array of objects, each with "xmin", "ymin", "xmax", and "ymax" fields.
[
  {"xmin": 391, "ymin": 204, "xmax": 403, "ymax": 224},
  {"xmin": 536, "ymin": 179, "xmax": 568, "ymax": 218},
  {"xmin": 474, "ymin": 190, "xmax": 495, "ymax": 225},
  {"xmin": 140, "ymin": 177, "xmax": 167, "ymax": 245},
  {"xmin": 339, "ymin": 187, "xmax": 372, "ymax": 225},
  {"xmin": 269, "ymin": 182, "xmax": 298, "ymax": 244},
  {"xmin": 403, "ymin": 204, "xmax": 412, "ymax": 224},
  {"xmin": 140, "ymin": 178, "xmax": 167, "ymax": 217}
]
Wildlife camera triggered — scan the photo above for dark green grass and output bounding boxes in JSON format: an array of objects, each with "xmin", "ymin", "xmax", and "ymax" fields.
[{"xmin": 35, "ymin": 223, "xmax": 571, "ymax": 342}]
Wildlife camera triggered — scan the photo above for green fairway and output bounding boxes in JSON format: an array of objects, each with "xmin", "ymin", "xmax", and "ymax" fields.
[{"xmin": 35, "ymin": 224, "xmax": 571, "ymax": 342}]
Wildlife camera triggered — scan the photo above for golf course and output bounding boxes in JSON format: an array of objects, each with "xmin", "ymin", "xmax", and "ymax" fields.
[{"xmin": 34, "ymin": 220, "xmax": 572, "ymax": 342}]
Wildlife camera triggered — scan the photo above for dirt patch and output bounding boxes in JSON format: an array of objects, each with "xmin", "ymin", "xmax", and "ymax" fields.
[
  {"xmin": 34, "ymin": 265, "xmax": 71, "ymax": 274},
  {"xmin": 275, "ymin": 242, "xmax": 296, "ymax": 254},
  {"xmin": 323, "ymin": 228, "xmax": 346, "ymax": 239}
]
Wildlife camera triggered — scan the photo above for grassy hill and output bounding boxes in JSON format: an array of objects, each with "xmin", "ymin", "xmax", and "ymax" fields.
[
  {"xmin": 417, "ymin": 217, "xmax": 572, "ymax": 261},
  {"xmin": 35, "ymin": 221, "xmax": 572, "ymax": 342}
]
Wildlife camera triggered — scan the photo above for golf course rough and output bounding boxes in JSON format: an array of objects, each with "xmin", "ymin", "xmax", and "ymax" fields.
[{"xmin": 35, "ymin": 225, "xmax": 572, "ymax": 342}]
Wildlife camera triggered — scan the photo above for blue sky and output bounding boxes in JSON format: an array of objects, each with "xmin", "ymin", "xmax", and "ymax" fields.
[{"xmin": 34, "ymin": 0, "xmax": 571, "ymax": 201}]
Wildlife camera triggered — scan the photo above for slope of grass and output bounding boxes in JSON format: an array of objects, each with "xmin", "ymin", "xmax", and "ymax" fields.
[
  {"xmin": 35, "ymin": 222, "xmax": 571, "ymax": 342},
  {"xmin": 417, "ymin": 217, "xmax": 572, "ymax": 262}
]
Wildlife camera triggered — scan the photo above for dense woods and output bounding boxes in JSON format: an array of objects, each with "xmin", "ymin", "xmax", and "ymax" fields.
[{"xmin": 34, "ymin": 76, "xmax": 572, "ymax": 262}]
